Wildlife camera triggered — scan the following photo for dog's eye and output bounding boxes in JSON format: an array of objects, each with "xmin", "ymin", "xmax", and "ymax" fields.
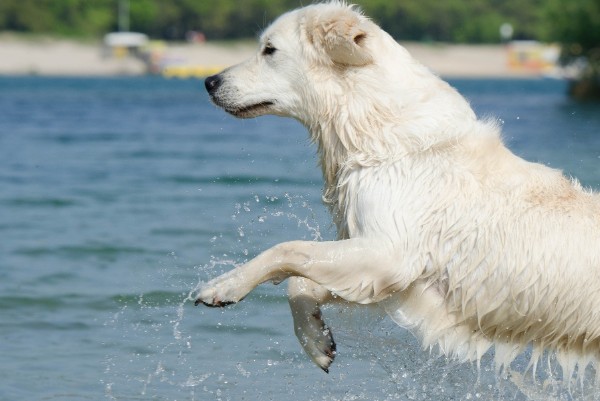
[{"xmin": 262, "ymin": 44, "xmax": 277, "ymax": 56}]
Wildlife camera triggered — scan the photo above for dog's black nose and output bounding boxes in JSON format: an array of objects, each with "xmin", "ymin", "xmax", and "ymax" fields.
[{"xmin": 205, "ymin": 74, "xmax": 222, "ymax": 94}]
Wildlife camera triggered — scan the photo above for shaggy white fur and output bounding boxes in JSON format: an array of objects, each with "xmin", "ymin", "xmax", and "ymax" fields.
[{"xmin": 197, "ymin": 1, "xmax": 600, "ymax": 381}]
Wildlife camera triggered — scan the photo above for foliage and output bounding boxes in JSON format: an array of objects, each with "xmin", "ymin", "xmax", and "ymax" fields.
[
  {"xmin": 539, "ymin": 0, "xmax": 600, "ymax": 55},
  {"xmin": 0, "ymin": 0, "xmax": 558, "ymax": 43},
  {"xmin": 1, "ymin": 0, "xmax": 597, "ymax": 98},
  {"xmin": 360, "ymin": 0, "xmax": 543, "ymax": 43},
  {"xmin": 0, "ymin": 0, "xmax": 114, "ymax": 37},
  {"xmin": 539, "ymin": 0, "xmax": 600, "ymax": 99}
]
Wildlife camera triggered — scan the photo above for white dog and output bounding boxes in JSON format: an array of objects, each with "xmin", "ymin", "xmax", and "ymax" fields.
[{"xmin": 196, "ymin": 2, "xmax": 600, "ymax": 379}]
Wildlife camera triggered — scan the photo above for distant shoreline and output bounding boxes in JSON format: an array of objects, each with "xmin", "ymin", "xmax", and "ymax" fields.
[{"xmin": 0, "ymin": 35, "xmax": 555, "ymax": 79}]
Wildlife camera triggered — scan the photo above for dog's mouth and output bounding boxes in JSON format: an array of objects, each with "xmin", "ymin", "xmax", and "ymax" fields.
[
  {"xmin": 213, "ymin": 98, "xmax": 275, "ymax": 119},
  {"xmin": 229, "ymin": 101, "xmax": 274, "ymax": 118}
]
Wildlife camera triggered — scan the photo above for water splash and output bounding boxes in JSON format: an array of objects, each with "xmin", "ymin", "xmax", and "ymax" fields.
[
  {"xmin": 102, "ymin": 193, "xmax": 334, "ymax": 399},
  {"xmin": 103, "ymin": 192, "xmax": 600, "ymax": 400}
]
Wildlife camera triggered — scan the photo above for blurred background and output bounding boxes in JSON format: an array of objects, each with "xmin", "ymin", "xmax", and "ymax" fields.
[
  {"xmin": 1, "ymin": 1, "xmax": 600, "ymax": 401},
  {"xmin": 0, "ymin": 0, "xmax": 599, "ymax": 97}
]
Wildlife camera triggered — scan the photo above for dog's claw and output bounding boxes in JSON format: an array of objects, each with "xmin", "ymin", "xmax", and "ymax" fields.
[
  {"xmin": 325, "ymin": 341, "xmax": 336, "ymax": 359},
  {"xmin": 194, "ymin": 297, "xmax": 237, "ymax": 308},
  {"xmin": 318, "ymin": 339, "xmax": 336, "ymax": 372}
]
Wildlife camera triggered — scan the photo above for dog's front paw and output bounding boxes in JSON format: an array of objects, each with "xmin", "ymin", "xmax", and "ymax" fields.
[{"xmin": 194, "ymin": 275, "xmax": 247, "ymax": 307}]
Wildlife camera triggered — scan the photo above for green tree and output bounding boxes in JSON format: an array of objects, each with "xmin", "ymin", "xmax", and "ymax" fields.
[
  {"xmin": 0, "ymin": 0, "xmax": 113, "ymax": 37},
  {"xmin": 0, "ymin": 0, "xmax": 543, "ymax": 42},
  {"xmin": 357, "ymin": 0, "xmax": 542, "ymax": 43},
  {"xmin": 540, "ymin": 0, "xmax": 600, "ymax": 99}
]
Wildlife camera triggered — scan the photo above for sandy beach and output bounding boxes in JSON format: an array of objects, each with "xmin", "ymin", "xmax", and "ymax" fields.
[{"xmin": 0, "ymin": 35, "xmax": 553, "ymax": 78}]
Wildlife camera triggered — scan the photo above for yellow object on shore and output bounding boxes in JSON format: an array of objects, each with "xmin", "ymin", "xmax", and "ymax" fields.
[
  {"xmin": 506, "ymin": 41, "xmax": 560, "ymax": 74},
  {"xmin": 162, "ymin": 64, "xmax": 224, "ymax": 78}
]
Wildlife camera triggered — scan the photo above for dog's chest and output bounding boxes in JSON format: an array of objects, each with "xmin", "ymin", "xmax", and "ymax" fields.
[{"xmin": 334, "ymin": 163, "xmax": 438, "ymax": 239}]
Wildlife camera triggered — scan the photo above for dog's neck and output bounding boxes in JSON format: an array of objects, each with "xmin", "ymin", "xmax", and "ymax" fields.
[{"xmin": 306, "ymin": 82, "xmax": 480, "ymax": 237}]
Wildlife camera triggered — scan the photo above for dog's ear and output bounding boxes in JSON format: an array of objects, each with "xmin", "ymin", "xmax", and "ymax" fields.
[{"xmin": 308, "ymin": 7, "xmax": 373, "ymax": 66}]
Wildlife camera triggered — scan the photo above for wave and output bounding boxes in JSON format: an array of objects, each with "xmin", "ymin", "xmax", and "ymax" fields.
[
  {"xmin": 112, "ymin": 290, "xmax": 190, "ymax": 308},
  {"xmin": 0, "ymin": 293, "xmax": 115, "ymax": 312},
  {"xmin": 165, "ymin": 174, "xmax": 317, "ymax": 187},
  {"xmin": 0, "ymin": 290, "xmax": 191, "ymax": 314},
  {"xmin": 2, "ymin": 197, "xmax": 79, "ymax": 208},
  {"xmin": 14, "ymin": 243, "xmax": 164, "ymax": 260}
]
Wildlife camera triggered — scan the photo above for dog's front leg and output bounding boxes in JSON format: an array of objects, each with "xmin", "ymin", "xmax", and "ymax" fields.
[
  {"xmin": 195, "ymin": 238, "xmax": 412, "ymax": 307},
  {"xmin": 288, "ymin": 277, "xmax": 336, "ymax": 372}
]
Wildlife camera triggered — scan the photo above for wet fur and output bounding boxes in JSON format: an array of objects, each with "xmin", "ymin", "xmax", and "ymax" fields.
[{"xmin": 197, "ymin": 1, "xmax": 600, "ymax": 380}]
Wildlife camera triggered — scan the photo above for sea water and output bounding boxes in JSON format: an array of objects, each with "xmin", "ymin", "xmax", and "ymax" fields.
[{"xmin": 1, "ymin": 76, "xmax": 599, "ymax": 401}]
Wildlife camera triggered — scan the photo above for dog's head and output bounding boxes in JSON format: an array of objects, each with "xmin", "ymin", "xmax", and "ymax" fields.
[{"xmin": 204, "ymin": 3, "xmax": 380, "ymax": 122}]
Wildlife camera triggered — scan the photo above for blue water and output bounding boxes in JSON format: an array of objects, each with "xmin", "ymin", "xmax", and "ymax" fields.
[{"xmin": 1, "ymin": 76, "xmax": 599, "ymax": 401}]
